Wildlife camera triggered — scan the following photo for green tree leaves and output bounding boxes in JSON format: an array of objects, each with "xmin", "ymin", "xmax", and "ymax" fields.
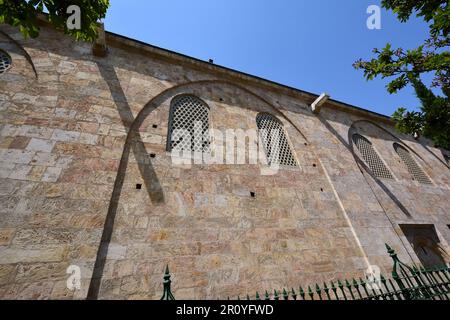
[
  {"xmin": 354, "ymin": 0, "xmax": 450, "ymax": 150},
  {"xmin": 0, "ymin": 0, "xmax": 109, "ymax": 42}
]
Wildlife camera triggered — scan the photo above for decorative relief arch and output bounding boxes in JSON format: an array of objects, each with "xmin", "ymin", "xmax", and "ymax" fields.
[{"xmin": 88, "ymin": 79, "xmax": 312, "ymax": 298}]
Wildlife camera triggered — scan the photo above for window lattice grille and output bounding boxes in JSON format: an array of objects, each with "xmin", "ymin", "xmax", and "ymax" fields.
[
  {"xmin": 0, "ymin": 50, "xmax": 11, "ymax": 74},
  {"xmin": 167, "ymin": 95, "xmax": 210, "ymax": 153},
  {"xmin": 352, "ymin": 134, "xmax": 393, "ymax": 179},
  {"xmin": 394, "ymin": 143, "xmax": 432, "ymax": 184},
  {"xmin": 256, "ymin": 113, "xmax": 297, "ymax": 167}
]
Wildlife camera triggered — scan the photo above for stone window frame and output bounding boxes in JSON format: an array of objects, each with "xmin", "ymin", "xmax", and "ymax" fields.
[
  {"xmin": 352, "ymin": 133, "xmax": 394, "ymax": 180},
  {"xmin": 166, "ymin": 94, "xmax": 212, "ymax": 154},
  {"xmin": 256, "ymin": 112, "xmax": 299, "ymax": 168},
  {"xmin": 393, "ymin": 142, "xmax": 433, "ymax": 185},
  {"xmin": 0, "ymin": 49, "xmax": 12, "ymax": 75}
]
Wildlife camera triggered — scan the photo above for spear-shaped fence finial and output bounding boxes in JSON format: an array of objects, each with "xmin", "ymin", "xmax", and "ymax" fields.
[{"xmin": 161, "ymin": 265, "xmax": 175, "ymax": 300}]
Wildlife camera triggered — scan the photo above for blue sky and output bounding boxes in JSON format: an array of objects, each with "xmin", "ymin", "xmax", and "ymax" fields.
[{"xmin": 104, "ymin": 0, "xmax": 431, "ymax": 116}]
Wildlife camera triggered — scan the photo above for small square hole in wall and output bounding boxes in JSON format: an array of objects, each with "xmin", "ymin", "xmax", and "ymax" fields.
[
  {"xmin": 136, "ymin": 184, "xmax": 142, "ymax": 190},
  {"xmin": 152, "ymin": 124, "xmax": 158, "ymax": 129},
  {"xmin": 150, "ymin": 153, "xmax": 156, "ymax": 158},
  {"xmin": 250, "ymin": 191, "xmax": 256, "ymax": 198},
  {"xmin": 313, "ymin": 164, "xmax": 317, "ymax": 167}
]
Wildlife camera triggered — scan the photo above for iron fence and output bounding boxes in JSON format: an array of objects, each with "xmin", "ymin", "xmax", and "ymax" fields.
[{"xmin": 161, "ymin": 244, "xmax": 450, "ymax": 300}]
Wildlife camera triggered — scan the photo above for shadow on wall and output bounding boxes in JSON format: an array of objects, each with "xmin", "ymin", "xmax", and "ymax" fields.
[
  {"xmin": 0, "ymin": 30, "xmax": 38, "ymax": 78},
  {"xmin": 400, "ymin": 224, "xmax": 448, "ymax": 268},
  {"xmin": 85, "ymin": 73, "xmax": 319, "ymax": 299},
  {"xmin": 317, "ymin": 116, "xmax": 413, "ymax": 218},
  {"xmin": 87, "ymin": 61, "xmax": 165, "ymax": 299},
  {"xmin": 351, "ymin": 116, "xmax": 450, "ymax": 171},
  {"xmin": 15, "ymin": 24, "xmax": 446, "ymax": 296},
  {"xmin": 422, "ymin": 144, "xmax": 450, "ymax": 169}
]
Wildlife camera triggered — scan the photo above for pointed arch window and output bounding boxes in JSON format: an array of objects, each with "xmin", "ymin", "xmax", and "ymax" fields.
[
  {"xmin": 167, "ymin": 95, "xmax": 210, "ymax": 153},
  {"xmin": 256, "ymin": 113, "xmax": 297, "ymax": 167},
  {"xmin": 0, "ymin": 50, "xmax": 12, "ymax": 74},
  {"xmin": 394, "ymin": 143, "xmax": 432, "ymax": 184},
  {"xmin": 352, "ymin": 134, "xmax": 393, "ymax": 179}
]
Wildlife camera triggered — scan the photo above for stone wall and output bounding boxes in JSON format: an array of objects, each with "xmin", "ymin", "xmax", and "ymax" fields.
[{"xmin": 0, "ymin": 24, "xmax": 449, "ymax": 299}]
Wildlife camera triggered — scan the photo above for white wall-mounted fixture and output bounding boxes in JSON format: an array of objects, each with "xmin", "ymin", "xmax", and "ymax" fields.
[{"xmin": 311, "ymin": 93, "xmax": 330, "ymax": 114}]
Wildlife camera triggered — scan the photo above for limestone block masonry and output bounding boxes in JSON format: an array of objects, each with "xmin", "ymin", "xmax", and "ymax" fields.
[{"xmin": 0, "ymin": 23, "xmax": 449, "ymax": 300}]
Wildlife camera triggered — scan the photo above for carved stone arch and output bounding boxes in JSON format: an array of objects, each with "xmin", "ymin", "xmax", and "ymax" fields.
[
  {"xmin": 349, "ymin": 120, "xmax": 428, "ymax": 163},
  {"xmin": 0, "ymin": 27, "xmax": 61, "ymax": 113},
  {"xmin": 349, "ymin": 120, "xmax": 437, "ymax": 188},
  {"xmin": 347, "ymin": 120, "xmax": 417, "ymax": 219},
  {"xmin": 0, "ymin": 30, "xmax": 38, "ymax": 78},
  {"xmin": 131, "ymin": 80, "xmax": 309, "ymax": 137},
  {"xmin": 88, "ymin": 79, "xmax": 312, "ymax": 298}
]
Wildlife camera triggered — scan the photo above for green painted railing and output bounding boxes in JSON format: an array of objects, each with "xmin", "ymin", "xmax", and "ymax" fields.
[{"xmin": 161, "ymin": 244, "xmax": 450, "ymax": 300}]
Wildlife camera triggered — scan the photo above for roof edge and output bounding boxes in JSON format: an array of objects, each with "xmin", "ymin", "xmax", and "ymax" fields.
[
  {"xmin": 32, "ymin": 13, "xmax": 393, "ymax": 125},
  {"xmin": 105, "ymin": 31, "xmax": 393, "ymax": 124}
]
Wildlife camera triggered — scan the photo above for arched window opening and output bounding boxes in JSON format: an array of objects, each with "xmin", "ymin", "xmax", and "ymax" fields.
[
  {"xmin": 0, "ymin": 50, "xmax": 12, "ymax": 74},
  {"xmin": 167, "ymin": 95, "xmax": 210, "ymax": 153},
  {"xmin": 256, "ymin": 113, "xmax": 297, "ymax": 167},
  {"xmin": 394, "ymin": 143, "xmax": 432, "ymax": 184},
  {"xmin": 352, "ymin": 134, "xmax": 393, "ymax": 179}
]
